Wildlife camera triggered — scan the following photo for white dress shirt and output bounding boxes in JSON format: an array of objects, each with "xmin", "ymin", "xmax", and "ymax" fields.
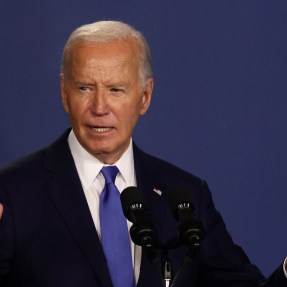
[{"xmin": 68, "ymin": 130, "xmax": 141, "ymax": 282}]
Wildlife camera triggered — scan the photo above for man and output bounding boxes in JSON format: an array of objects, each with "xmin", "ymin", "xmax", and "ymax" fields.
[{"xmin": 0, "ymin": 20, "xmax": 286, "ymax": 287}]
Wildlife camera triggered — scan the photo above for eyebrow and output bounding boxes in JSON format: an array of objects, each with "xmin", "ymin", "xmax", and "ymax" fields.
[
  {"xmin": 75, "ymin": 80, "xmax": 129, "ymax": 88},
  {"xmin": 107, "ymin": 82, "xmax": 128, "ymax": 87},
  {"xmin": 75, "ymin": 81, "xmax": 95, "ymax": 86}
]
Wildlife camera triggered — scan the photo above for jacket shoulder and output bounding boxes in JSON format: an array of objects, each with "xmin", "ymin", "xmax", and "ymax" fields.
[
  {"xmin": 133, "ymin": 144, "xmax": 204, "ymax": 189},
  {"xmin": 0, "ymin": 149, "xmax": 46, "ymax": 180},
  {"xmin": 0, "ymin": 130, "xmax": 70, "ymax": 183}
]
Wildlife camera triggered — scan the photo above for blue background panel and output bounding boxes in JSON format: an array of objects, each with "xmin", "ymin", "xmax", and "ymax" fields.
[{"xmin": 1, "ymin": 0, "xmax": 287, "ymax": 276}]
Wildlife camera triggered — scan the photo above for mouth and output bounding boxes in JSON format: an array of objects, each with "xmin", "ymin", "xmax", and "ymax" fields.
[{"xmin": 88, "ymin": 126, "xmax": 113, "ymax": 133}]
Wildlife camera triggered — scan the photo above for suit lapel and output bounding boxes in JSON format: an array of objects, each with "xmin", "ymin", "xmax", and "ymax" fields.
[
  {"xmin": 133, "ymin": 144, "xmax": 171, "ymax": 240},
  {"xmin": 43, "ymin": 131, "xmax": 112, "ymax": 287}
]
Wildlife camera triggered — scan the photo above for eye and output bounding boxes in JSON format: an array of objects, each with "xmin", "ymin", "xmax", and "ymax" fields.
[
  {"xmin": 110, "ymin": 87, "xmax": 125, "ymax": 94},
  {"xmin": 79, "ymin": 86, "xmax": 90, "ymax": 91}
]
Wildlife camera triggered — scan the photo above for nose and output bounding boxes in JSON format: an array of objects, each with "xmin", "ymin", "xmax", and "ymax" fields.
[{"xmin": 91, "ymin": 89, "xmax": 109, "ymax": 116}]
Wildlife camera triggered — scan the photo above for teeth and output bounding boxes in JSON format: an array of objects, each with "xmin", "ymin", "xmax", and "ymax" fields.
[{"xmin": 92, "ymin": 127, "xmax": 111, "ymax": 133}]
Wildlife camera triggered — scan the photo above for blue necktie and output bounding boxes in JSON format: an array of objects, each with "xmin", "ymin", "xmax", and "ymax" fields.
[{"xmin": 100, "ymin": 166, "xmax": 135, "ymax": 287}]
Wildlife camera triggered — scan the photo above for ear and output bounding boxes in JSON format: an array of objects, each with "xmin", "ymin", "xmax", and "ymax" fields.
[
  {"xmin": 60, "ymin": 73, "xmax": 69, "ymax": 113},
  {"xmin": 139, "ymin": 78, "xmax": 154, "ymax": 116},
  {"xmin": 0, "ymin": 203, "xmax": 3, "ymax": 220}
]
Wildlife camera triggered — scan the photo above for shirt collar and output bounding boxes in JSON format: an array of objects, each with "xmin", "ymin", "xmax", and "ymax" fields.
[{"xmin": 68, "ymin": 130, "xmax": 135, "ymax": 189}]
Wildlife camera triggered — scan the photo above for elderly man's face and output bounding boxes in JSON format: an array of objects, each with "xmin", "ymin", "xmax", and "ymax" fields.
[{"xmin": 61, "ymin": 40, "xmax": 153, "ymax": 164}]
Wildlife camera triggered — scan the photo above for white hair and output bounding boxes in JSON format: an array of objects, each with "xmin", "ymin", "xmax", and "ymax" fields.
[{"xmin": 61, "ymin": 20, "xmax": 152, "ymax": 85}]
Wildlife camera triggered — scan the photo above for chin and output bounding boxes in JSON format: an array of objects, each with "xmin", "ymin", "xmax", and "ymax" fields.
[{"xmin": 88, "ymin": 145, "xmax": 114, "ymax": 156}]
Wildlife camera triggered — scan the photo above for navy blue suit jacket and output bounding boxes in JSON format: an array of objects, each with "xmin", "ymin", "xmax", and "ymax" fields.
[{"xmin": 0, "ymin": 130, "xmax": 285, "ymax": 286}]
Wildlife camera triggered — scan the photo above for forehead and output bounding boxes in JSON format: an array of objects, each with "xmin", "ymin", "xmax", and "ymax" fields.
[{"xmin": 68, "ymin": 40, "xmax": 139, "ymax": 73}]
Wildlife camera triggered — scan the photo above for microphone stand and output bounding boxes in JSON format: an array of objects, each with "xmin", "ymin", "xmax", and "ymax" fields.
[
  {"xmin": 159, "ymin": 233, "xmax": 202, "ymax": 287},
  {"xmin": 131, "ymin": 222, "xmax": 203, "ymax": 287},
  {"xmin": 143, "ymin": 245, "xmax": 166, "ymax": 287},
  {"xmin": 169, "ymin": 244, "xmax": 200, "ymax": 287},
  {"xmin": 130, "ymin": 229, "xmax": 202, "ymax": 287},
  {"xmin": 121, "ymin": 187, "xmax": 204, "ymax": 286},
  {"xmin": 162, "ymin": 251, "xmax": 172, "ymax": 287}
]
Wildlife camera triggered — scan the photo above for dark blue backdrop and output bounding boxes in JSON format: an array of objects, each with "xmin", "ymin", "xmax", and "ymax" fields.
[{"xmin": 1, "ymin": 0, "xmax": 286, "ymax": 276}]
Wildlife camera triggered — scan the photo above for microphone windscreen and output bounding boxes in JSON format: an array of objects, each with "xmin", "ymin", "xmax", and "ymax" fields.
[
  {"xmin": 120, "ymin": 186, "xmax": 147, "ymax": 219},
  {"xmin": 168, "ymin": 188, "xmax": 194, "ymax": 217}
]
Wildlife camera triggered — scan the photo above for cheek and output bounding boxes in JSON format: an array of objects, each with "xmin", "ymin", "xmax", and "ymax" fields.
[{"xmin": 65, "ymin": 101, "xmax": 85, "ymax": 125}]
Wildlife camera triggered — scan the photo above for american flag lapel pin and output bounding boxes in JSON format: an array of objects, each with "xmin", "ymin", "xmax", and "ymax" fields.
[{"xmin": 153, "ymin": 187, "xmax": 162, "ymax": 196}]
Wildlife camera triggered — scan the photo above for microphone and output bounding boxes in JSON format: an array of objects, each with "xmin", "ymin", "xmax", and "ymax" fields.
[
  {"xmin": 168, "ymin": 188, "xmax": 204, "ymax": 249},
  {"xmin": 120, "ymin": 187, "xmax": 158, "ymax": 253},
  {"xmin": 121, "ymin": 187, "xmax": 167, "ymax": 287}
]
